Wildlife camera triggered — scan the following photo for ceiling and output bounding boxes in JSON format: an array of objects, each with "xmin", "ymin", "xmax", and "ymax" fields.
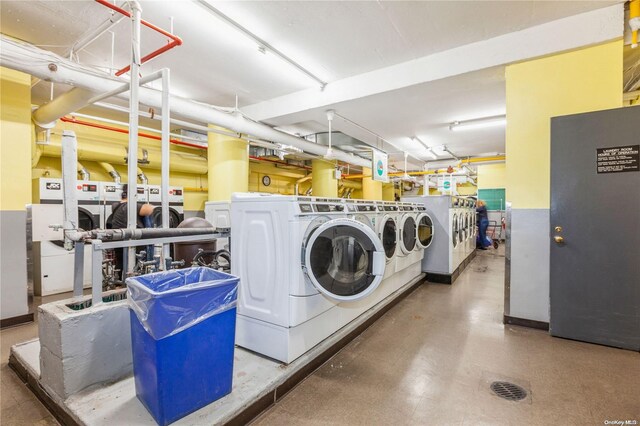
[{"xmin": 0, "ymin": 0, "xmax": 622, "ymax": 169}]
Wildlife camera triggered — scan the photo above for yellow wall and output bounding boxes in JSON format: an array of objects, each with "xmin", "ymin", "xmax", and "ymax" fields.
[
  {"xmin": 505, "ymin": 40, "xmax": 623, "ymax": 209},
  {"xmin": 477, "ymin": 163, "xmax": 506, "ymax": 190},
  {"xmin": 0, "ymin": 68, "xmax": 32, "ymax": 211}
]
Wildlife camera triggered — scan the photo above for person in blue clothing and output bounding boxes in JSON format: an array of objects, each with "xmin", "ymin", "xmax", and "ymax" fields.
[{"xmin": 476, "ymin": 200, "xmax": 491, "ymax": 250}]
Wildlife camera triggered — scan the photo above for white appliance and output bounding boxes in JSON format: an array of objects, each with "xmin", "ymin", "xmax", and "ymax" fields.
[
  {"xmin": 231, "ymin": 193, "xmax": 387, "ymax": 363},
  {"xmin": 415, "ymin": 205, "xmax": 434, "ymax": 252},
  {"xmin": 149, "ymin": 185, "xmax": 184, "ymax": 228},
  {"xmin": 377, "ymin": 201, "xmax": 399, "ymax": 279},
  {"xmin": 105, "ymin": 184, "xmax": 149, "ymax": 228},
  {"xmin": 403, "ymin": 195, "xmax": 475, "ymax": 283},
  {"xmin": 100, "ymin": 181, "xmax": 122, "ymax": 229},
  {"xmin": 345, "ymin": 199, "xmax": 378, "ymax": 232},
  {"xmin": 396, "ymin": 203, "xmax": 419, "ymax": 273},
  {"xmin": 32, "ymin": 178, "xmax": 97, "ymax": 296}
]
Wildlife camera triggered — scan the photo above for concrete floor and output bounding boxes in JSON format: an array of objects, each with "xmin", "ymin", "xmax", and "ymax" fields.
[
  {"xmin": 1, "ymin": 292, "xmax": 74, "ymax": 425},
  {"xmin": 1, "ymin": 250, "xmax": 638, "ymax": 425},
  {"xmin": 253, "ymin": 249, "xmax": 639, "ymax": 425}
]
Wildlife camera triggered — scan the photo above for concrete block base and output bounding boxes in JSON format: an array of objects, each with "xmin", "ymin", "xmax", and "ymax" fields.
[{"xmin": 38, "ymin": 289, "xmax": 132, "ymax": 400}]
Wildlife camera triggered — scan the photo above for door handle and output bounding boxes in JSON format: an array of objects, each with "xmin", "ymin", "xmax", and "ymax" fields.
[{"xmin": 553, "ymin": 235, "xmax": 564, "ymax": 244}]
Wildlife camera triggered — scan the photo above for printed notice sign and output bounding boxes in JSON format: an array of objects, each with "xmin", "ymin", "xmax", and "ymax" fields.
[{"xmin": 596, "ymin": 145, "xmax": 639, "ymax": 174}]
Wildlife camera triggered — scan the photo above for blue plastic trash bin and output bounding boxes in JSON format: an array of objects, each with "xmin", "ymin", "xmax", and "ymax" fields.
[{"xmin": 127, "ymin": 267, "xmax": 238, "ymax": 426}]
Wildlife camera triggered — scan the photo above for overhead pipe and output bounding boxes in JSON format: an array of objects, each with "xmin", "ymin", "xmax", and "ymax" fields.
[
  {"xmin": 68, "ymin": 6, "xmax": 126, "ymax": 61},
  {"xmin": 60, "ymin": 116, "xmax": 205, "ymax": 149},
  {"xmin": 0, "ymin": 36, "xmax": 371, "ymax": 168},
  {"xmin": 136, "ymin": 167, "xmax": 148, "ymax": 185},
  {"xmin": 99, "ymin": 162, "xmax": 121, "ymax": 183},
  {"xmin": 294, "ymin": 174, "xmax": 312, "ymax": 196},
  {"xmin": 94, "ymin": 0, "xmax": 183, "ymax": 76},
  {"xmin": 39, "ymin": 133, "xmax": 208, "ymax": 174},
  {"xmin": 77, "ymin": 162, "xmax": 90, "ymax": 181}
]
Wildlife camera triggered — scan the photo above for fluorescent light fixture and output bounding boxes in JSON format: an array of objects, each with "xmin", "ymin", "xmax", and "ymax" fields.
[
  {"xmin": 412, "ymin": 136, "xmax": 438, "ymax": 160},
  {"xmin": 431, "ymin": 145, "xmax": 448, "ymax": 156},
  {"xmin": 196, "ymin": 0, "xmax": 327, "ymax": 89},
  {"xmin": 449, "ymin": 115, "xmax": 506, "ymax": 131}
]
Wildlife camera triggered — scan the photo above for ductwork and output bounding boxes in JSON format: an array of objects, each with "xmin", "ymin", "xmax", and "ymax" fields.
[
  {"xmin": 0, "ymin": 36, "xmax": 371, "ymax": 168},
  {"xmin": 137, "ymin": 167, "xmax": 148, "ymax": 185},
  {"xmin": 38, "ymin": 134, "xmax": 208, "ymax": 174},
  {"xmin": 77, "ymin": 162, "xmax": 90, "ymax": 181},
  {"xmin": 98, "ymin": 162, "xmax": 121, "ymax": 183}
]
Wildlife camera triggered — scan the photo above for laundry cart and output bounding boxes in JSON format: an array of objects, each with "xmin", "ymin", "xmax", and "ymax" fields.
[{"xmin": 127, "ymin": 267, "xmax": 238, "ymax": 425}]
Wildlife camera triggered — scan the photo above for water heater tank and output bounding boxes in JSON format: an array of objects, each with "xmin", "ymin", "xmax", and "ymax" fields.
[{"xmin": 172, "ymin": 217, "xmax": 216, "ymax": 267}]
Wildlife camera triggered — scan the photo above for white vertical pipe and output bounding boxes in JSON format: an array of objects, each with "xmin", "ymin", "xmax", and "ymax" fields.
[
  {"xmin": 127, "ymin": 2, "xmax": 142, "ymax": 273},
  {"xmin": 61, "ymin": 130, "xmax": 78, "ymax": 251},
  {"xmin": 161, "ymin": 68, "xmax": 170, "ymax": 261}
]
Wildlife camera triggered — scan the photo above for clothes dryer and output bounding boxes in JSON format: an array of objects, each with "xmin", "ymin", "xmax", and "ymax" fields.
[
  {"xmin": 231, "ymin": 193, "xmax": 387, "ymax": 363},
  {"xmin": 403, "ymin": 195, "xmax": 472, "ymax": 284}
]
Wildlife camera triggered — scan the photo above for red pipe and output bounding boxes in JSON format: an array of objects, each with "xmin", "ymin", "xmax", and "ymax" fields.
[
  {"xmin": 60, "ymin": 116, "xmax": 205, "ymax": 150},
  {"xmin": 94, "ymin": 0, "xmax": 183, "ymax": 76},
  {"xmin": 59, "ymin": 117, "xmax": 312, "ymax": 170},
  {"xmin": 249, "ymin": 156, "xmax": 312, "ymax": 171}
]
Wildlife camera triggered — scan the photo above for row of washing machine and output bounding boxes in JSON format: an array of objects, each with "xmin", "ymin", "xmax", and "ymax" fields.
[
  {"xmin": 29, "ymin": 178, "xmax": 184, "ymax": 296},
  {"xmin": 403, "ymin": 195, "xmax": 477, "ymax": 283},
  {"xmin": 224, "ymin": 193, "xmax": 434, "ymax": 363}
]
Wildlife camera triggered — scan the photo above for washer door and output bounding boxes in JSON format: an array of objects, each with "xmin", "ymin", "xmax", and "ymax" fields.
[
  {"xmin": 416, "ymin": 213, "xmax": 434, "ymax": 249},
  {"xmin": 379, "ymin": 214, "xmax": 397, "ymax": 261},
  {"xmin": 399, "ymin": 214, "xmax": 417, "ymax": 255},
  {"xmin": 452, "ymin": 213, "xmax": 458, "ymax": 248},
  {"xmin": 152, "ymin": 207, "xmax": 182, "ymax": 228},
  {"xmin": 304, "ymin": 218, "xmax": 385, "ymax": 302},
  {"xmin": 352, "ymin": 213, "xmax": 373, "ymax": 230},
  {"xmin": 78, "ymin": 207, "xmax": 97, "ymax": 231}
]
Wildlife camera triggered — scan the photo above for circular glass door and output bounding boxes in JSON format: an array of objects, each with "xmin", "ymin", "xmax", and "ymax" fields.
[
  {"xmin": 452, "ymin": 214, "xmax": 458, "ymax": 247},
  {"xmin": 352, "ymin": 214, "xmax": 373, "ymax": 230},
  {"xmin": 464, "ymin": 214, "xmax": 469, "ymax": 240},
  {"xmin": 78, "ymin": 207, "xmax": 96, "ymax": 231},
  {"xmin": 380, "ymin": 216, "xmax": 397, "ymax": 261},
  {"xmin": 416, "ymin": 213, "xmax": 434, "ymax": 249},
  {"xmin": 304, "ymin": 218, "xmax": 385, "ymax": 302},
  {"xmin": 400, "ymin": 215, "xmax": 417, "ymax": 254},
  {"xmin": 152, "ymin": 207, "xmax": 182, "ymax": 228}
]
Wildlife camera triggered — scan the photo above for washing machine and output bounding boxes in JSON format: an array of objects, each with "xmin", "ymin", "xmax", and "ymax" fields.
[
  {"xmin": 105, "ymin": 184, "xmax": 150, "ymax": 229},
  {"xmin": 396, "ymin": 203, "xmax": 419, "ymax": 273},
  {"xmin": 100, "ymin": 181, "xmax": 123, "ymax": 229},
  {"xmin": 31, "ymin": 178, "xmax": 98, "ymax": 296},
  {"xmin": 344, "ymin": 199, "xmax": 377, "ymax": 232},
  {"xmin": 377, "ymin": 201, "xmax": 399, "ymax": 279},
  {"xmin": 149, "ymin": 185, "xmax": 184, "ymax": 228},
  {"xmin": 231, "ymin": 193, "xmax": 387, "ymax": 363},
  {"xmin": 147, "ymin": 185, "xmax": 184, "ymax": 260}
]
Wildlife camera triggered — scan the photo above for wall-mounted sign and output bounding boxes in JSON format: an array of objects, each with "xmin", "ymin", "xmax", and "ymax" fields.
[
  {"xmin": 372, "ymin": 149, "xmax": 388, "ymax": 182},
  {"xmin": 596, "ymin": 145, "xmax": 639, "ymax": 174},
  {"xmin": 262, "ymin": 175, "xmax": 271, "ymax": 186}
]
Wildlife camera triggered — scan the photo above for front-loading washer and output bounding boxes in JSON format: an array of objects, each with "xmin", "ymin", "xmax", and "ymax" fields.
[
  {"xmin": 32, "ymin": 178, "xmax": 98, "ymax": 296},
  {"xmin": 377, "ymin": 201, "xmax": 399, "ymax": 279},
  {"xmin": 231, "ymin": 193, "xmax": 386, "ymax": 363},
  {"xmin": 396, "ymin": 203, "xmax": 418, "ymax": 273}
]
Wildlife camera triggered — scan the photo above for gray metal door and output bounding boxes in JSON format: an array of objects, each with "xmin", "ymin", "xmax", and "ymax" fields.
[{"xmin": 550, "ymin": 106, "xmax": 640, "ymax": 351}]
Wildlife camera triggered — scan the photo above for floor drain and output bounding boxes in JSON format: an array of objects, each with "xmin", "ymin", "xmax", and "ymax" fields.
[{"xmin": 490, "ymin": 381, "xmax": 527, "ymax": 401}]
